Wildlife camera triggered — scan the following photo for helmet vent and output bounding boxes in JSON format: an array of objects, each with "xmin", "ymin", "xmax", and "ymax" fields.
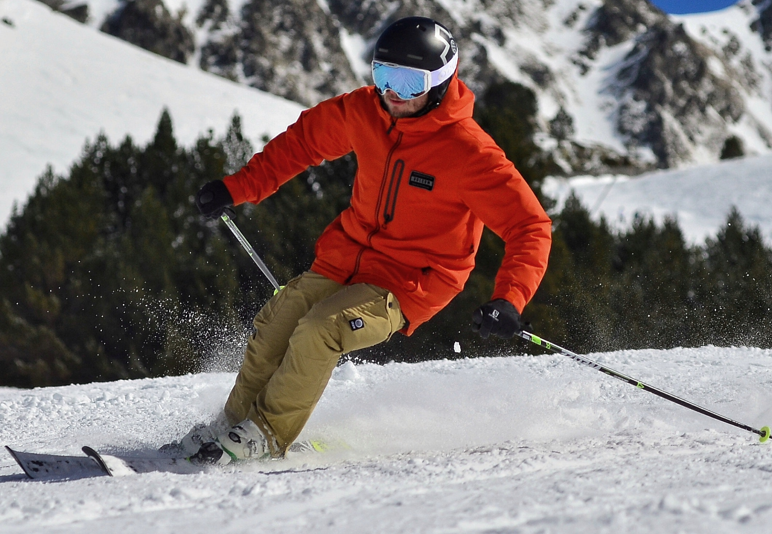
[{"xmin": 407, "ymin": 54, "xmax": 423, "ymax": 60}]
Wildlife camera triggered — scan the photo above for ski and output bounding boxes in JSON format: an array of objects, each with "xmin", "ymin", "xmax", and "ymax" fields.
[
  {"xmin": 5, "ymin": 446, "xmax": 105, "ymax": 480},
  {"xmin": 7, "ymin": 438, "xmax": 346, "ymax": 480},
  {"xmin": 81, "ymin": 446, "xmax": 201, "ymax": 476}
]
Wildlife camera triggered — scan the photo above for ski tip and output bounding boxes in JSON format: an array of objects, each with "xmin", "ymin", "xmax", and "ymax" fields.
[
  {"xmin": 4, "ymin": 446, "xmax": 22, "ymax": 463},
  {"xmin": 760, "ymin": 426, "xmax": 770, "ymax": 443}
]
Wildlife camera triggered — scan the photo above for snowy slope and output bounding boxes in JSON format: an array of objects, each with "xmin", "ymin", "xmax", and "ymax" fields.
[
  {"xmin": 4, "ymin": 0, "xmax": 772, "ymax": 243},
  {"xmin": 543, "ymin": 153, "xmax": 772, "ymax": 245},
  {"xmin": 2, "ymin": 347, "xmax": 772, "ymax": 533},
  {"xmin": 0, "ymin": 0, "xmax": 304, "ymax": 228}
]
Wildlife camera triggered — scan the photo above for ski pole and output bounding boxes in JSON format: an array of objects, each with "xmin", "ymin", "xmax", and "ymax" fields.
[
  {"xmin": 220, "ymin": 212, "xmax": 281, "ymax": 291},
  {"xmin": 517, "ymin": 330, "xmax": 771, "ymax": 443}
]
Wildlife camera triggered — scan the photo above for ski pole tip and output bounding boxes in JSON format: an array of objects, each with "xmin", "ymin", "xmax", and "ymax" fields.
[{"xmin": 760, "ymin": 426, "xmax": 770, "ymax": 443}]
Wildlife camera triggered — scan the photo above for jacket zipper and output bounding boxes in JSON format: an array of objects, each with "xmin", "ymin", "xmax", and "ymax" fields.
[
  {"xmin": 383, "ymin": 159, "xmax": 404, "ymax": 224},
  {"xmin": 346, "ymin": 124, "xmax": 403, "ymax": 283}
]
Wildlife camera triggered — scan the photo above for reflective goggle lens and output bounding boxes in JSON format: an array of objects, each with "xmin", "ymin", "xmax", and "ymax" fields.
[{"xmin": 372, "ymin": 62, "xmax": 431, "ymax": 100}]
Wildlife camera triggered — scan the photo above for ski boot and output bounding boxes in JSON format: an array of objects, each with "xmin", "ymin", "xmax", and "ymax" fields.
[
  {"xmin": 160, "ymin": 413, "xmax": 230, "ymax": 456},
  {"xmin": 189, "ymin": 419, "xmax": 271, "ymax": 465}
]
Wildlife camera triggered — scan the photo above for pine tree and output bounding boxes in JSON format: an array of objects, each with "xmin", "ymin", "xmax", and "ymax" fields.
[
  {"xmin": 698, "ymin": 208, "xmax": 772, "ymax": 345},
  {"xmin": 612, "ymin": 215, "xmax": 697, "ymax": 348},
  {"xmin": 549, "ymin": 107, "xmax": 575, "ymax": 141}
]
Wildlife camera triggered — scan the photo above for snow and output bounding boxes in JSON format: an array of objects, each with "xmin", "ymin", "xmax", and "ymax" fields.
[
  {"xmin": 0, "ymin": 0, "xmax": 304, "ymax": 228},
  {"xmin": 2, "ymin": 347, "xmax": 772, "ymax": 533},
  {"xmin": 79, "ymin": 0, "xmax": 121, "ymax": 29},
  {"xmin": 338, "ymin": 27, "xmax": 370, "ymax": 85},
  {"xmin": 543, "ymin": 153, "xmax": 772, "ymax": 245},
  {"xmin": 3, "ymin": 0, "xmax": 772, "ymax": 239}
]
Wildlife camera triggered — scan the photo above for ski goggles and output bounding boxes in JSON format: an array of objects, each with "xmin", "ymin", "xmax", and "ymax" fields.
[{"xmin": 372, "ymin": 54, "xmax": 459, "ymax": 100}]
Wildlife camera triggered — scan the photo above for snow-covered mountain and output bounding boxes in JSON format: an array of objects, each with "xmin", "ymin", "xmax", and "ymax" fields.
[
  {"xmin": 46, "ymin": 0, "xmax": 772, "ymax": 170},
  {"xmin": 6, "ymin": 0, "xmax": 772, "ymax": 239},
  {"xmin": 2, "ymin": 346, "xmax": 772, "ymax": 533},
  {"xmin": 0, "ymin": 0, "xmax": 304, "ymax": 228},
  {"xmin": 543, "ymin": 152, "xmax": 772, "ymax": 245}
]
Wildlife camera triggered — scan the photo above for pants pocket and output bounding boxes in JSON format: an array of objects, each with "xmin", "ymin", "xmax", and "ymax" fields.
[{"xmin": 334, "ymin": 286, "xmax": 404, "ymax": 354}]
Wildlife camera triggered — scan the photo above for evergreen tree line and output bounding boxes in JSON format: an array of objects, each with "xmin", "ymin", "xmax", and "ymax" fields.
[{"xmin": 2, "ymin": 83, "xmax": 771, "ymax": 388}]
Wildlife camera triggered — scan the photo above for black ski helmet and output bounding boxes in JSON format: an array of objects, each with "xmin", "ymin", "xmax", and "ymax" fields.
[{"xmin": 373, "ymin": 17, "xmax": 459, "ymax": 116}]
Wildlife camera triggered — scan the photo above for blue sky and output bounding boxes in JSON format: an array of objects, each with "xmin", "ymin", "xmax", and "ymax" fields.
[{"xmin": 649, "ymin": 0, "xmax": 738, "ymax": 14}]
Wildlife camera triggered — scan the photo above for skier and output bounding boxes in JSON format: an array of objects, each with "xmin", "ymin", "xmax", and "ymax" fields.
[{"xmin": 182, "ymin": 16, "xmax": 552, "ymax": 464}]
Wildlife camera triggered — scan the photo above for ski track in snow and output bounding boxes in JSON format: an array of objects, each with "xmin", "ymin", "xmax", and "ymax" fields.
[{"xmin": 2, "ymin": 346, "xmax": 772, "ymax": 533}]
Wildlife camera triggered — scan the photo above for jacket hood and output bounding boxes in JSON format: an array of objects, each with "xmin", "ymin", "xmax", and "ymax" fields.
[{"xmin": 375, "ymin": 76, "xmax": 475, "ymax": 134}]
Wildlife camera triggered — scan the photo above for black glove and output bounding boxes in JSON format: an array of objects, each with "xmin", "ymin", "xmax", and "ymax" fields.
[
  {"xmin": 472, "ymin": 299, "xmax": 522, "ymax": 339},
  {"xmin": 195, "ymin": 180, "xmax": 233, "ymax": 219}
]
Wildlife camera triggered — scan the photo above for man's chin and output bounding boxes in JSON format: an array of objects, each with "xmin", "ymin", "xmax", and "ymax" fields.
[
  {"xmin": 387, "ymin": 102, "xmax": 418, "ymax": 118},
  {"xmin": 388, "ymin": 108, "xmax": 414, "ymax": 118}
]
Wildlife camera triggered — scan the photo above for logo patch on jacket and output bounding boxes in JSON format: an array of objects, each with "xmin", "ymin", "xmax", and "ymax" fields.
[
  {"xmin": 408, "ymin": 171, "xmax": 435, "ymax": 191},
  {"xmin": 349, "ymin": 318, "xmax": 365, "ymax": 331}
]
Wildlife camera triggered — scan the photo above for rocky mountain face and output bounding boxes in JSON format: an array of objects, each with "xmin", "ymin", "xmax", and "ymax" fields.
[
  {"xmin": 45, "ymin": 0, "xmax": 772, "ymax": 171},
  {"xmin": 196, "ymin": 0, "xmax": 360, "ymax": 106},
  {"xmin": 584, "ymin": 0, "xmax": 747, "ymax": 166},
  {"xmin": 101, "ymin": 0, "xmax": 195, "ymax": 63}
]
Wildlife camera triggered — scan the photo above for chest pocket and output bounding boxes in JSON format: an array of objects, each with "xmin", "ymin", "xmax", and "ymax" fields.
[{"xmin": 383, "ymin": 165, "xmax": 439, "ymax": 226}]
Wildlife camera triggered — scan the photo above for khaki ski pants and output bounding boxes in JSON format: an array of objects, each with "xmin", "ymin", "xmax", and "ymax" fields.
[{"xmin": 223, "ymin": 271, "xmax": 405, "ymax": 456}]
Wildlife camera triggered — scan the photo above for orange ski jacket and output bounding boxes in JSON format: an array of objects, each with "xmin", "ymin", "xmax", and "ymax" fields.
[{"xmin": 224, "ymin": 76, "xmax": 552, "ymax": 335}]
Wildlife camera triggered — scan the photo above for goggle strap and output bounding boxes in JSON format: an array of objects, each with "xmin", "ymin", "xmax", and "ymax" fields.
[{"xmin": 430, "ymin": 53, "xmax": 458, "ymax": 88}]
